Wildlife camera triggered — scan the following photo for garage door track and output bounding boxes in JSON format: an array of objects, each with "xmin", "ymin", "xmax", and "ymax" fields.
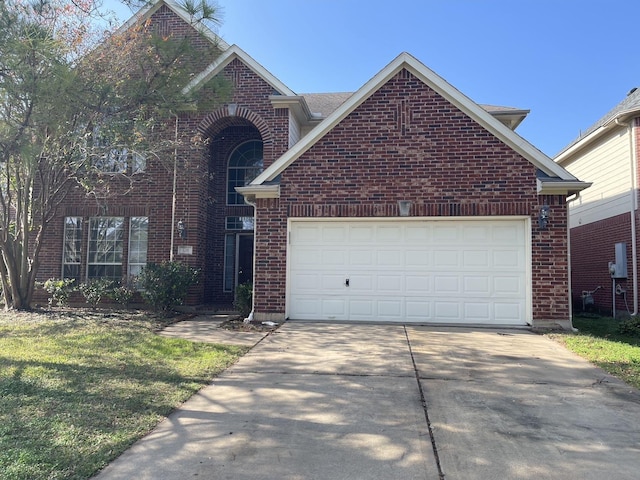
[{"xmin": 94, "ymin": 322, "xmax": 640, "ymax": 480}]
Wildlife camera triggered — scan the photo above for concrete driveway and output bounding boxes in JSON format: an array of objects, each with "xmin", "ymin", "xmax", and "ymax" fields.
[{"xmin": 94, "ymin": 322, "xmax": 640, "ymax": 480}]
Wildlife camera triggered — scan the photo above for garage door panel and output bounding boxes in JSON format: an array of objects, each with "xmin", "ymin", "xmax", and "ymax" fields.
[
  {"xmin": 433, "ymin": 250, "xmax": 460, "ymax": 267},
  {"xmin": 434, "ymin": 302, "xmax": 461, "ymax": 319},
  {"xmin": 434, "ymin": 276, "xmax": 461, "ymax": 294},
  {"xmin": 349, "ymin": 250, "xmax": 374, "ymax": 266},
  {"xmin": 463, "ymin": 276, "xmax": 491, "ymax": 295},
  {"xmin": 404, "ymin": 274, "xmax": 431, "ymax": 294},
  {"xmin": 464, "ymin": 302, "xmax": 491, "ymax": 322},
  {"xmin": 376, "ymin": 274, "xmax": 403, "ymax": 293},
  {"xmin": 463, "ymin": 250, "xmax": 489, "ymax": 268},
  {"xmin": 406, "ymin": 300, "xmax": 432, "ymax": 320},
  {"xmin": 494, "ymin": 302, "xmax": 524, "ymax": 323},
  {"xmin": 405, "ymin": 249, "xmax": 430, "ymax": 267},
  {"xmin": 288, "ymin": 220, "xmax": 528, "ymax": 325}
]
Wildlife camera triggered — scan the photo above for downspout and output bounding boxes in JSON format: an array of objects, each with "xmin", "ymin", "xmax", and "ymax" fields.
[
  {"xmin": 566, "ymin": 191, "xmax": 581, "ymax": 331},
  {"xmin": 170, "ymin": 113, "xmax": 179, "ymax": 262},
  {"xmin": 616, "ymin": 118, "xmax": 638, "ymax": 315},
  {"xmin": 243, "ymin": 195, "xmax": 257, "ymax": 323}
]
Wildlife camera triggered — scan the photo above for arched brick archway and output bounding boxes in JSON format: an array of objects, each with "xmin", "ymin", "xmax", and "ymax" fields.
[
  {"xmin": 200, "ymin": 105, "xmax": 270, "ymax": 306},
  {"xmin": 199, "ymin": 105, "xmax": 272, "ymax": 150}
]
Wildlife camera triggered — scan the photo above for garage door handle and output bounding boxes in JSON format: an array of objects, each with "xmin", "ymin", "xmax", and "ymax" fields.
[{"xmin": 345, "ymin": 278, "xmax": 349, "ymax": 287}]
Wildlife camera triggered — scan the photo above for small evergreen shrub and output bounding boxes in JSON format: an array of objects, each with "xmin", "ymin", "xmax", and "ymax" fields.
[
  {"xmin": 78, "ymin": 279, "xmax": 114, "ymax": 309},
  {"xmin": 42, "ymin": 278, "xmax": 76, "ymax": 307},
  {"xmin": 234, "ymin": 281, "xmax": 253, "ymax": 317},
  {"xmin": 618, "ymin": 316, "xmax": 640, "ymax": 337},
  {"xmin": 107, "ymin": 278, "xmax": 136, "ymax": 308},
  {"xmin": 138, "ymin": 262, "xmax": 199, "ymax": 314}
]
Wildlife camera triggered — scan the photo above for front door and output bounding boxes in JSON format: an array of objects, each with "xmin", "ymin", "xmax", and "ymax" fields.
[{"xmin": 236, "ymin": 234, "xmax": 254, "ymax": 287}]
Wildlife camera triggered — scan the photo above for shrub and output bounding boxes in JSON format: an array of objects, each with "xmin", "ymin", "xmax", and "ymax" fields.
[
  {"xmin": 138, "ymin": 262, "xmax": 199, "ymax": 314},
  {"xmin": 78, "ymin": 279, "xmax": 114, "ymax": 309},
  {"xmin": 618, "ymin": 316, "xmax": 640, "ymax": 337},
  {"xmin": 234, "ymin": 281, "xmax": 253, "ymax": 317},
  {"xmin": 107, "ymin": 278, "xmax": 136, "ymax": 308},
  {"xmin": 42, "ymin": 278, "xmax": 76, "ymax": 307}
]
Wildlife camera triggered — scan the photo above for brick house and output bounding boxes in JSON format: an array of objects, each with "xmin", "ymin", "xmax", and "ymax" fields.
[
  {"xmin": 555, "ymin": 88, "xmax": 640, "ymax": 317},
  {"xmin": 38, "ymin": 0, "xmax": 589, "ymax": 329}
]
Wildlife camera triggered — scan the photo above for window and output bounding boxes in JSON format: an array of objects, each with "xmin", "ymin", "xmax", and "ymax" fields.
[
  {"xmin": 223, "ymin": 234, "xmax": 235, "ymax": 292},
  {"xmin": 63, "ymin": 217, "xmax": 83, "ymax": 280},
  {"xmin": 93, "ymin": 148, "xmax": 146, "ymax": 174},
  {"xmin": 89, "ymin": 124, "xmax": 146, "ymax": 174},
  {"xmin": 227, "ymin": 140, "xmax": 263, "ymax": 205},
  {"xmin": 62, "ymin": 216, "xmax": 148, "ymax": 283},
  {"xmin": 225, "ymin": 216, "xmax": 255, "ymax": 231},
  {"xmin": 128, "ymin": 217, "xmax": 148, "ymax": 277},
  {"xmin": 87, "ymin": 217, "xmax": 124, "ymax": 281}
]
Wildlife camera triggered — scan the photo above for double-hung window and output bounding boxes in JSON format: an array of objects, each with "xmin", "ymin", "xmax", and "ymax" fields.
[
  {"xmin": 128, "ymin": 217, "xmax": 148, "ymax": 277},
  {"xmin": 63, "ymin": 217, "xmax": 83, "ymax": 281},
  {"xmin": 87, "ymin": 217, "xmax": 125, "ymax": 281},
  {"xmin": 63, "ymin": 216, "xmax": 149, "ymax": 282}
]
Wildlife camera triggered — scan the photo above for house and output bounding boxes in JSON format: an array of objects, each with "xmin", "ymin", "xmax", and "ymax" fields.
[
  {"xmin": 555, "ymin": 89, "xmax": 640, "ymax": 317},
  {"xmin": 38, "ymin": 0, "xmax": 590, "ymax": 329}
]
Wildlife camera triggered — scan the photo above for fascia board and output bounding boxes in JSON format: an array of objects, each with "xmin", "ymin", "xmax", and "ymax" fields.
[
  {"xmin": 253, "ymin": 52, "xmax": 577, "ymax": 186},
  {"xmin": 536, "ymin": 178, "xmax": 592, "ymax": 195},
  {"xmin": 235, "ymin": 184, "xmax": 280, "ymax": 200},
  {"xmin": 555, "ymin": 111, "xmax": 639, "ymax": 165},
  {"xmin": 399, "ymin": 57, "xmax": 575, "ymax": 180},
  {"xmin": 269, "ymin": 95, "xmax": 317, "ymax": 124},
  {"xmin": 116, "ymin": 0, "xmax": 230, "ymax": 50},
  {"xmin": 184, "ymin": 45, "xmax": 295, "ymax": 96},
  {"xmin": 251, "ymin": 53, "xmax": 411, "ymax": 185}
]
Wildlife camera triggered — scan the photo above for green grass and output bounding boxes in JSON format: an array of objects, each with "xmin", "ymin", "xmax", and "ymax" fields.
[
  {"xmin": 548, "ymin": 315, "xmax": 640, "ymax": 390},
  {"xmin": 0, "ymin": 310, "xmax": 248, "ymax": 480}
]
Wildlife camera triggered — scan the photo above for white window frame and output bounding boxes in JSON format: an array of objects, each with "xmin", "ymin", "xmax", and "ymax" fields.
[
  {"xmin": 128, "ymin": 216, "xmax": 148, "ymax": 278},
  {"xmin": 87, "ymin": 216, "xmax": 125, "ymax": 281}
]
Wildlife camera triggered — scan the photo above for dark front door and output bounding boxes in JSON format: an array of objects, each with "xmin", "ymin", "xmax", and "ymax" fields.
[{"xmin": 237, "ymin": 234, "xmax": 254, "ymax": 287}]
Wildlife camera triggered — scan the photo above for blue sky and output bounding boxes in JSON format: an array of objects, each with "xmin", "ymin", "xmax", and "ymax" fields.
[{"xmin": 107, "ymin": 0, "xmax": 640, "ymax": 157}]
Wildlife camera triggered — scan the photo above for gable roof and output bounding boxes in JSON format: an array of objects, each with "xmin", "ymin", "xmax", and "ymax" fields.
[
  {"xmin": 246, "ymin": 52, "xmax": 586, "ymax": 195},
  {"xmin": 118, "ymin": 0, "xmax": 230, "ymax": 51},
  {"xmin": 556, "ymin": 88, "xmax": 640, "ymax": 163},
  {"xmin": 184, "ymin": 44, "xmax": 295, "ymax": 96}
]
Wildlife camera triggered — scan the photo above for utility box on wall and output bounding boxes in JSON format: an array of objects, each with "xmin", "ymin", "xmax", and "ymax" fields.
[{"xmin": 608, "ymin": 242, "xmax": 628, "ymax": 279}]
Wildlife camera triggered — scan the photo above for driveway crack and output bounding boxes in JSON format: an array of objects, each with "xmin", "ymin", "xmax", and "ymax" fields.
[{"xmin": 404, "ymin": 325, "xmax": 446, "ymax": 480}]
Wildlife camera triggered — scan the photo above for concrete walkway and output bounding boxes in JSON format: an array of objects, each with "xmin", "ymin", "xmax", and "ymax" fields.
[{"xmin": 94, "ymin": 321, "xmax": 640, "ymax": 480}]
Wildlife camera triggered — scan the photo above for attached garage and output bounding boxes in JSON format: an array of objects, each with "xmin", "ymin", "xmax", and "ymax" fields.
[
  {"xmin": 287, "ymin": 218, "xmax": 530, "ymax": 325},
  {"xmin": 238, "ymin": 52, "xmax": 590, "ymax": 330}
]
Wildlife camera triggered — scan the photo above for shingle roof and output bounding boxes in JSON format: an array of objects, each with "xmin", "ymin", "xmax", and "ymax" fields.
[
  {"xmin": 301, "ymin": 93, "xmax": 353, "ymax": 117},
  {"xmin": 559, "ymin": 87, "xmax": 640, "ymax": 155},
  {"xmin": 300, "ymin": 93, "xmax": 527, "ymax": 120}
]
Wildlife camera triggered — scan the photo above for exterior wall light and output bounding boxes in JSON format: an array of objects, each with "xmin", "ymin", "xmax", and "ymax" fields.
[
  {"xmin": 538, "ymin": 205, "xmax": 550, "ymax": 229},
  {"xmin": 398, "ymin": 200, "xmax": 412, "ymax": 217},
  {"xmin": 177, "ymin": 219, "xmax": 187, "ymax": 239}
]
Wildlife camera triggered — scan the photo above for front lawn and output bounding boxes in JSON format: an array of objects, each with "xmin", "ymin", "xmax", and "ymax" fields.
[
  {"xmin": 0, "ymin": 310, "xmax": 248, "ymax": 480},
  {"xmin": 548, "ymin": 315, "xmax": 640, "ymax": 390}
]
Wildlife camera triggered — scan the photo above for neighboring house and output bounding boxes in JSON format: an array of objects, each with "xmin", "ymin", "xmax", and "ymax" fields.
[
  {"xmin": 555, "ymin": 89, "xmax": 640, "ymax": 317},
  {"xmin": 38, "ymin": 0, "xmax": 589, "ymax": 329}
]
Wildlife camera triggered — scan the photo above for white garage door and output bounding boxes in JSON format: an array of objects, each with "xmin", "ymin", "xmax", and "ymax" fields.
[{"xmin": 288, "ymin": 219, "xmax": 529, "ymax": 325}]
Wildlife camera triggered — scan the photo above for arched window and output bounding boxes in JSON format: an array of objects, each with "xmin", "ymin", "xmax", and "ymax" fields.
[{"xmin": 227, "ymin": 140, "xmax": 263, "ymax": 205}]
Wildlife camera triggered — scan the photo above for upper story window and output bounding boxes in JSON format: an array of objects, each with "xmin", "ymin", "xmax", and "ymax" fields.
[
  {"xmin": 227, "ymin": 140, "xmax": 263, "ymax": 205},
  {"xmin": 89, "ymin": 123, "xmax": 146, "ymax": 174}
]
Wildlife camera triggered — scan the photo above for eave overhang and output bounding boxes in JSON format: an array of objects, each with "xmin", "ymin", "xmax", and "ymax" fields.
[
  {"xmin": 269, "ymin": 95, "xmax": 323, "ymax": 127},
  {"xmin": 536, "ymin": 178, "xmax": 592, "ymax": 196},
  {"xmin": 235, "ymin": 184, "xmax": 280, "ymax": 203},
  {"xmin": 251, "ymin": 52, "xmax": 578, "ymax": 187},
  {"xmin": 555, "ymin": 110, "xmax": 640, "ymax": 165}
]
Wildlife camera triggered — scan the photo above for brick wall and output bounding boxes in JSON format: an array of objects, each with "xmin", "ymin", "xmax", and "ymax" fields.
[
  {"xmin": 570, "ymin": 212, "xmax": 635, "ymax": 315},
  {"xmin": 253, "ymin": 68, "xmax": 571, "ymax": 325}
]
